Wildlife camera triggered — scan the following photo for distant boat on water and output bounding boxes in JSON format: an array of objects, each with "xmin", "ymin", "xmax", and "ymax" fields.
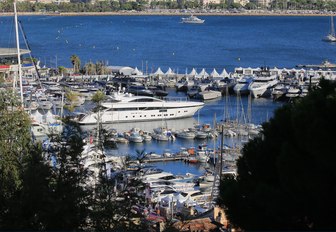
[
  {"xmin": 323, "ymin": 16, "xmax": 336, "ymax": 42},
  {"xmin": 181, "ymin": 15, "xmax": 205, "ymax": 24}
]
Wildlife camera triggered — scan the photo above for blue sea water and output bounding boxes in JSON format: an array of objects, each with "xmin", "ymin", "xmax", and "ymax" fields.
[
  {"xmin": 0, "ymin": 15, "xmax": 331, "ymax": 175},
  {"xmin": 1, "ymin": 15, "xmax": 336, "ymax": 72}
]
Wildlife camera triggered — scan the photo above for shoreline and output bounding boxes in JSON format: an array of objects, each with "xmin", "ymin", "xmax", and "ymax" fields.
[{"xmin": 0, "ymin": 11, "xmax": 335, "ymax": 17}]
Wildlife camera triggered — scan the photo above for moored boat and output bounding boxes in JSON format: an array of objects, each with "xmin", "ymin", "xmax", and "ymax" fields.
[{"xmin": 77, "ymin": 92, "xmax": 204, "ymax": 124}]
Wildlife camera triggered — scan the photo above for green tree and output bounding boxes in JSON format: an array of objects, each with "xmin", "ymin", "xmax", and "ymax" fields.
[
  {"xmin": 95, "ymin": 61, "xmax": 106, "ymax": 75},
  {"xmin": 0, "ymin": 90, "xmax": 33, "ymax": 230},
  {"xmin": 0, "ymin": 90, "xmax": 31, "ymax": 202},
  {"xmin": 218, "ymin": 79, "xmax": 336, "ymax": 230},
  {"xmin": 84, "ymin": 61, "xmax": 96, "ymax": 75},
  {"xmin": 70, "ymin": 54, "xmax": 81, "ymax": 74},
  {"xmin": 1, "ymin": 144, "xmax": 53, "ymax": 230},
  {"xmin": 58, "ymin": 66, "xmax": 66, "ymax": 76},
  {"xmin": 245, "ymin": 2, "xmax": 257, "ymax": 9},
  {"xmin": 42, "ymin": 121, "xmax": 91, "ymax": 230},
  {"xmin": 0, "ymin": 0, "xmax": 14, "ymax": 12},
  {"xmin": 64, "ymin": 89, "xmax": 80, "ymax": 112}
]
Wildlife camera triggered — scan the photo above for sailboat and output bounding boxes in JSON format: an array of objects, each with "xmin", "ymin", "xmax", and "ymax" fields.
[
  {"xmin": 11, "ymin": 2, "xmax": 63, "ymax": 138},
  {"xmin": 323, "ymin": 16, "xmax": 336, "ymax": 42}
]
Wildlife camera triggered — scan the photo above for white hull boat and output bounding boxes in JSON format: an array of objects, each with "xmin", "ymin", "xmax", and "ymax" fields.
[
  {"xmin": 78, "ymin": 93, "xmax": 204, "ymax": 124},
  {"xmin": 181, "ymin": 15, "xmax": 205, "ymax": 24}
]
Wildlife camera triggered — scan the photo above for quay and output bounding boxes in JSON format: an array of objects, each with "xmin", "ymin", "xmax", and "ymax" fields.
[{"xmin": 142, "ymin": 155, "xmax": 189, "ymax": 163}]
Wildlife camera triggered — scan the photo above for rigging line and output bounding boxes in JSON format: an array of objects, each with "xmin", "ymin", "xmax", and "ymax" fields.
[
  {"xmin": 239, "ymin": 94, "xmax": 247, "ymax": 125},
  {"xmin": 4, "ymin": 18, "xmax": 15, "ymax": 49},
  {"xmin": 18, "ymin": 20, "xmax": 43, "ymax": 88}
]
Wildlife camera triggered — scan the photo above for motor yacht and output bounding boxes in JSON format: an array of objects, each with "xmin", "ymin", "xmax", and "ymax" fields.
[
  {"xmin": 233, "ymin": 76, "xmax": 253, "ymax": 95},
  {"xmin": 271, "ymin": 83, "xmax": 288, "ymax": 101},
  {"xmin": 77, "ymin": 92, "xmax": 204, "ymax": 124},
  {"xmin": 248, "ymin": 68, "xmax": 278, "ymax": 98},
  {"xmin": 286, "ymin": 85, "xmax": 301, "ymax": 99},
  {"xmin": 181, "ymin": 15, "xmax": 205, "ymax": 24}
]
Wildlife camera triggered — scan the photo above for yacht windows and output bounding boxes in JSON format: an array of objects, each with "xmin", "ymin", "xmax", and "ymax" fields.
[{"xmin": 129, "ymin": 98, "xmax": 162, "ymax": 102}]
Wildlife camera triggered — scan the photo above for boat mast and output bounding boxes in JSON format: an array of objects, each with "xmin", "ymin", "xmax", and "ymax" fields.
[
  {"xmin": 331, "ymin": 16, "xmax": 335, "ymax": 36},
  {"xmin": 14, "ymin": 0, "xmax": 24, "ymax": 107}
]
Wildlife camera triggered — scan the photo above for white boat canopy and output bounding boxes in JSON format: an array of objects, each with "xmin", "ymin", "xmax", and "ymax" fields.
[
  {"xmin": 153, "ymin": 67, "xmax": 164, "ymax": 75},
  {"xmin": 210, "ymin": 68, "xmax": 220, "ymax": 77}
]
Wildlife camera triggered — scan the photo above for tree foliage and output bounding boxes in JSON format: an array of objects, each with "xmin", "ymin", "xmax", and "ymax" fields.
[
  {"xmin": 0, "ymin": 91, "xmax": 31, "ymax": 203},
  {"xmin": 2, "ymin": 0, "xmax": 336, "ymax": 12},
  {"xmin": 64, "ymin": 89, "xmax": 80, "ymax": 112},
  {"xmin": 0, "ymin": 92, "xmax": 148, "ymax": 231},
  {"xmin": 218, "ymin": 79, "xmax": 336, "ymax": 230},
  {"xmin": 70, "ymin": 54, "xmax": 81, "ymax": 73}
]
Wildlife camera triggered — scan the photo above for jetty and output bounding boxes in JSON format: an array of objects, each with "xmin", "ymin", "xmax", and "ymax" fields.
[
  {"xmin": 142, "ymin": 155, "xmax": 189, "ymax": 163},
  {"xmin": 296, "ymin": 60, "xmax": 336, "ymax": 69}
]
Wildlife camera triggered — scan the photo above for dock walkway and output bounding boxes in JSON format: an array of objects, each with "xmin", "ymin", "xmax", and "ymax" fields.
[{"xmin": 143, "ymin": 155, "xmax": 189, "ymax": 163}]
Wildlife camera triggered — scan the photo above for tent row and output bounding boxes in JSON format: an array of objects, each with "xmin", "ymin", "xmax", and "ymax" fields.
[
  {"xmin": 117, "ymin": 66, "xmax": 230, "ymax": 78},
  {"xmin": 153, "ymin": 67, "xmax": 229, "ymax": 78}
]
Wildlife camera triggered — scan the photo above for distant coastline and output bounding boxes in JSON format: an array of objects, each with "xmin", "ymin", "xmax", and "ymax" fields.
[{"xmin": 0, "ymin": 10, "xmax": 334, "ymax": 17}]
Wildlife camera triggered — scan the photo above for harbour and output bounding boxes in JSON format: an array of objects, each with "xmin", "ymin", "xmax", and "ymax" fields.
[{"xmin": 1, "ymin": 13, "xmax": 336, "ymax": 231}]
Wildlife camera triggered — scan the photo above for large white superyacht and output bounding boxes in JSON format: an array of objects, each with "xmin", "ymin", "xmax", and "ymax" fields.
[
  {"xmin": 248, "ymin": 68, "xmax": 278, "ymax": 98},
  {"xmin": 77, "ymin": 92, "xmax": 204, "ymax": 124}
]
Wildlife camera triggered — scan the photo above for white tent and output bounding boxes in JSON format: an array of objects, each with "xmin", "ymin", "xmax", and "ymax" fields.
[
  {"xmin": 189, "ymin": 68, "xmax": 198, "ymax": 76},
  {"xmin": 132, "ymin": 67, "xmax": 143, "ymax": 75},
  {"xmin": 119, "ymin": 66, "xmax": 134, "ymax": 76},
  {"xmin": 197, "ymin": 68, "xmax": 209, "ymax": 78},
  {"xmin": 153, "ymin": 67, "xmax": 164, "ymax": 75},
  {"xmin": 165, "ymin": 67, "xmax": 175, "ymax": 76},
  {"xmin": 220, "ymin": 68, "xmax": 229, "ymax": 78},
  {"xmin": 282, "ymin": 68, "xmax": 289, "ymax": 74},
  {"xmin": 210, "ymin": 68, "xmax": 220, "ymax": 77}
]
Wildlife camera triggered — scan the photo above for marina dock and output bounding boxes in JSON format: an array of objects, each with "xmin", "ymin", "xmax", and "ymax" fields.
[{"xmin": 142, "ymin": 155, "xmax": 189, "ymax": 163}]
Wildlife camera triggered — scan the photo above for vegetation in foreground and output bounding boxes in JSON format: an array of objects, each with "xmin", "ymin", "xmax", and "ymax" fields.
[
  {"xmin": 218, "ymin": 79, "xmax": 336, "ymax": 230},
  {"xmin": 0, "ymin": 90, "xmax": 147, "ymax": 231}
]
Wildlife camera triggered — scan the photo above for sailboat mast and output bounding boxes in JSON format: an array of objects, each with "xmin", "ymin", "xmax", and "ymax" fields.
[
  {"xmin": 331, "ymin": 16, "xmax": 335, "ymax": 36},
  {"xmin": 14, "ymin": 0, "xmax": 24, "ymax": 107}
]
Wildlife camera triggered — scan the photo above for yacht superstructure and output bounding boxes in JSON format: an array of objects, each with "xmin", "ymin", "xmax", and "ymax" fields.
[{"xmin": 78, "ymin": 92, "xmax": 204, "ymax": 124}]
